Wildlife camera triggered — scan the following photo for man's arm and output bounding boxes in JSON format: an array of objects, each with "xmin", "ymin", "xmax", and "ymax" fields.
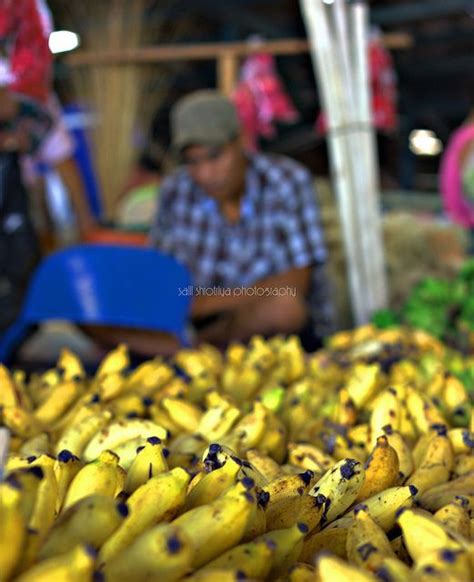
[{"xmin": 191, "ymin": 265, "xmax": 312, "ymax": 318}]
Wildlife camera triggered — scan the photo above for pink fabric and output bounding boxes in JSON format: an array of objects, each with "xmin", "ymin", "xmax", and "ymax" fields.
[
  {"xmin": 232, "ymin": 53, "xmax": 299, "ymax": 151},
  {"xmin": 439, "ymin": 124, "xmax": 474, "ymax": 228}
]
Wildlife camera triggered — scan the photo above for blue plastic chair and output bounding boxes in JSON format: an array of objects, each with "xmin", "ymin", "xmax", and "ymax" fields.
[{"xmin": 0, "ymin": 244, "xmax": 193, "ymax": 363}]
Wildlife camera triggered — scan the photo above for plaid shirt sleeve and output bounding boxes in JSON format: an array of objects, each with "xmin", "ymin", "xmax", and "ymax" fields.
[
  {"xmin": 276, "ymin": 168, "xmax": 327, "ymax": 271},
  {"xmin": 148, "ymin": 176, "xmax": 176, "ymax": 252}
]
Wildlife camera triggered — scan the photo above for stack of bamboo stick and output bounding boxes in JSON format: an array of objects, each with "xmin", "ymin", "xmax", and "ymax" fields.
[{"xmin": 300, "ymin": 0, "xmax": 388, "ymax": 325}]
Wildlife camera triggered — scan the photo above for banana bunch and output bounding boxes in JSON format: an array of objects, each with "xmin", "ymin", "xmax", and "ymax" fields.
[{"xmin": 0, "ymin": 325, "xmax": 474, "ymax": 580}]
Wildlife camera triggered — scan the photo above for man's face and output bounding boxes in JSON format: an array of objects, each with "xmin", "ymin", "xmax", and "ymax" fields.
[{"xmin": 182, "ymin": 139, "xmax": 246, "ymax": 202}]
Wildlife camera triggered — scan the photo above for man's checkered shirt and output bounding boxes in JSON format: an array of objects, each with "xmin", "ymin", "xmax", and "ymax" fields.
[{"xmin": 150, "ymin": 153, "xmax": 335, "ymax": 337}]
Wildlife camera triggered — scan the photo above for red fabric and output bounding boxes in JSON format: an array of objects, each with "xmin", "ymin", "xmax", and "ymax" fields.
[
  {"xmin": 0, "ymin": 0, "xmax": 52, "ymax": 103},
  {"xmin": 232, "ymin": 53, "xmax": 299, "ymax": 151},
  {"xmin": 315, "ymin": 37, "xmax": 398, "ymax": 134}
]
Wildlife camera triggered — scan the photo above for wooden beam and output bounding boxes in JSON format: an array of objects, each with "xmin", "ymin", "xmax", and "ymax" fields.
[
  {"xmin": 67, "ymin": 33, "xmax": 413, "ymax": 67},
  {"xmin": 217, "ymin": 52, "xmax": 239, "ymax": 96}
]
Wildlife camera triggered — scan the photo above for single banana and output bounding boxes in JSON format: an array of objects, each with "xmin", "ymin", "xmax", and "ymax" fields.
[
  {"xmin": 161, "ymin": 397, "xmax": 202, "ymax": 433},
  {"xmin": 197, "ymin": 402, "xmax": 241, "ymax": 442},
  {"xmin": 57, "ymin": 348, "xmax": 86, "ymax": 381},
  {"xmin": 382, "ymin": 425, "xmax": 414, "ymax": 481},
  {"xmin": 356, "ymin": 435, "xmax": 400, "ymax": 502},
  {"xmin": 263, "ymin": 470, "xmax": 315, "ymax": 508},
  {"xmin": 265, "ymin": 492, "xmax": 326, "ymax": 532},
  {"xmin": 172, "ymin": 479, "xmax": 257, "ymax": 568},
  {"xmin": 124, "ymin": 358, "xmax": 174, "ymax": 396},
  {"xmin": 287, "ymin": 442, "xmax": 335, "ymax": 474},
  {"xmin": 28, "ymin": 455, "xmax": 58, "ymax": 545},
  {"xmin": 102, "ymin": 522, "xmax": 193, "ymax": 582},
  {"xmin": 433, "ymin": 499, "xmax": 471, "ymax": 538},
  {"xmin": 15, "ymin": 544, "xmax": 96, "ymax": 582},
  {"xmin": 55, "ymin": 409, "xmax": 113, "ymax": 457},
  {"xmin": 0, "ymin": 364, "xmax": 20, "ymax": 407},
  {"xmin": 254, "ymin": 522, "xmax": 309, "ymax": 578},
  {"xmin": 5, "ymin": 466, "xmax": 43, "ymax": 522},
  {"xmin": 409, "ymin": 429, "xmax": 454, "ymax": 494},
  {"xmin": 53, "ymin": 450, "xmax": 83, "ymax": 513},
  {"xmin": 198, "ymin": 538, "xmax": 276, "ymax": 579},
  {"xmin": 309, "ymin": 458, "xmax": 365, "ymax": 523},
  {"xmin": 39, "ymin": 494, "xmax": 128, "ymax": 559},
  {"xmin": 0, "ymin": 481, "xmax": 26, "ymax": 580},
  {"xmin": 19, "ymin": 432, "xmax": 50, "ymax": 457},
  {"xmin": 109, "ymin": 436, "xmax": 148, "ymax": 471},
  {"xmin": 300, "ymin": 527, "xmax": 349, "ymax": 563},
  {"xmin": 99, "ymin": 467, "xmax": 190, "ymax": 564},
  {"xmin": 317, "ymin": 552, "xmax": 378, "ymax": 582},
  {"xmin": 369, "ymin": 388, "xmax": 402, "ymax": 445},
  {"xmin": 82, "ymin": 418, "xmax": 167, "ymax": 461},
  {"xmin": 124, "ymin": 436, "xmax": 169, "ymax": 493},
  {"xmin": 345, "ymin": 363, "xmax": 380, "ymax": 409},
  {"xmin": 448, "ymin": 428, "xmax": 474, "ymax": 455},
  {"xmin": 63, "ymin": 450, "xmax": 121, "ymax": 509},
  {"xmin": 419, "ymin": 472, "xmax": 474, "ymax": 511},
  {"xmin": 328, "ymin": 484, "xmax": 418, "ymax": 533},
  {"xmin": 397, "ymin": 508, "xmax": 463, "ymax": 563},
  {"xmin": 33, "ymin": 380, "xmax": 82, "ymax": 426},
  {"xmin": 2, "ymin": 405, "xmax": 41, "ymax": 439},
  {"xmin": 182, "ymin": 455, "xmax": 241, "ymax": 511},
  {"xmin": 453, "ymin": 454, "xmax": 474, "ymax": 477},
  {"xmin": 95, "ymin": 343, "xmax": 129, "ymax": 379},
  {"xmin": 246, "ymin": 449, "xmax": 282, "ymax": 482},
  {"xmin": 346, "ymin": 506, "xmax": 397, "ymax": 571}
]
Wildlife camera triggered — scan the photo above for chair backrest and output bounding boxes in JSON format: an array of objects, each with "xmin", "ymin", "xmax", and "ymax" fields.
[{"xmin": 0, "ymin": 244, "xmax": 193, "ymax": 362}]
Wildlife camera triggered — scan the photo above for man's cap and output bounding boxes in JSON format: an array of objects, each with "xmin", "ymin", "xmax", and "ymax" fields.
[{"xmin": 171, "ymin": 90, "xmax": 240, "ymax": 152}]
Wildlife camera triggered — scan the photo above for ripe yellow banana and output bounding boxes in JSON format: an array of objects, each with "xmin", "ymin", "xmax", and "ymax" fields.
[
  {"xmin": 309, "ymin": 458, "xmax": 365, "ymax": 523},
  {"xmin": 6, "ymin": 466, "xmax": 43, "ymax": 522},
  {"xmin": 300, "ymin": 525, "xmax": 349, "ymax": 563},
  {"xmin": 382, "ymin": 425, "xmax": 414, "ymax": 481},
  {"xmin": 172, "ymin": 479, "xmax": 256, "ymax": 568},
  {"xmin": 263, "ymin": 470, "xmax": 314, "ymax": 508},
  {"xmin": 0, "ymin": 481, "xmax": 26, "ymax": 580},
  {"xmin": 95, "ymin": 343, "xmax": 129, "ymax": 379},
  {"xmin": 317, "ymin": 552, "xmax": 378, "ymax": 582},
  {"xmin": 418, "ymin": 472, "xmax": 474, "ymax": 511},
  {"xmin": 28, "ymin": 455, "xmax": 58, "ymax": 545},
  {"xmin": 412, "ymin": 547, "xmax": 471, "ymax": 582},
  {"xmin": 409, "ymin": 429, "xmax": 454, "ymax": 494},
  {"xmin": 16, "ymin": 544, "xmax": 96, "ymax": 582},
  {"xmin": 2, "ymin": 405, "xmax": 41, "ymax": 439},
  {"xmin": 124, "ymin": 436, "xmax": 169, "ymax": 493},
  {"xmin": 356, "ymin": 435, "xmax": 400, "ymax": 502},
  {"xmin": 53, "ymin": 450, "xmax": 82, "ymax": 513},
  {"xmin": 161, "ymin": 397, "xmax": 202, "ymax": 433},
  {"xmin": 33, "ymin": 380, "xmax": 82, "ymax": 426},
  {"xmin": 99, "ymin": 467, "xmax": 190, "ymax": 564},
  {"xmin": 287, "ymin": 442, "xmax": 335, "ymax": 474},
  {"xmin": 433, "ymin": 499, "xmax": 471, "ymax": 538},
  {"xmin": 254, "ymin": 522, "xmax": 309, "ymax": 578},
  {"xmin": 345, "ymin": 363, "xmax": 380, "ymax": 409},
  {"xmin": 370, "ymin": 388, "xmax": 402, "ymax": 445},
  {"xmin": 102, "ymin": 522, "xmax": 192, "ymax": 582},
  {"xmin": 63, "ymin": 450, "xmax": 121, "ymax": 509},
  {"xmin": 57, "ymin": 348, "xmax": 85, "ymax": 382},
  {"xmin": 55, "ymin": 409, "xmax": 113, "ymax": 457},
  {"xmin": 19, "ymin": 432, "xmax": 50, "ymax": 457},
  {"xmin": 39, "ymin": 494, "xmax": 128, "ymax": 559},
  {"xmin": 0, "ymin": 364, "xmax": 20, "ymax": 407},
  {"xmin": 82, "ymin": 418, "xmax": 167, "ymax": 461},
  {"xmin": 198, "ymin": 537, "xmax": 275, "ymax": 579},
  {"xmin": 183, "ymin": 455, "xmax": 241, "ymax": 511},
  {"xmin": 246, "ymin": 448, "xmax": 282, "ymax": 482},
  {"xmin": 124, "ymin": 358, "xmax": 174, "ymax": 396},
  {"xmin": 398, "ymin": 508, "xmax": 463, "ymax": 563},
  {"xmin": 373, "ymin": 557, "xmax": 413, "ymax": 582},
  {"xmin": 265, "ymin": 492, "xmax": 326, "ymax": 532},
  {"xmin": 346, "ymin": 506, "xmax": 397, "ymax": 571}
]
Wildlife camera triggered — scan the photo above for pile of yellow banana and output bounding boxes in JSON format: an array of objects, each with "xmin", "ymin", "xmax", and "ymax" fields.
[{"xmin": 1, "ymin": 324, "xmax": 474, "ymax": 581}]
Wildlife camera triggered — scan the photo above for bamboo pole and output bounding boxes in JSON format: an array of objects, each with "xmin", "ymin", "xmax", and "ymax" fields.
[
  {"xmin": 67, "ymin": 33, "xmax": 413, "ymax": 67},
  {"xmin": 352, "ymin": 2, "xmax": 388, "ymax": 310},
  {"xmin": 300, "ymin": 0, "xmax": 368, "ymax": 324}
]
